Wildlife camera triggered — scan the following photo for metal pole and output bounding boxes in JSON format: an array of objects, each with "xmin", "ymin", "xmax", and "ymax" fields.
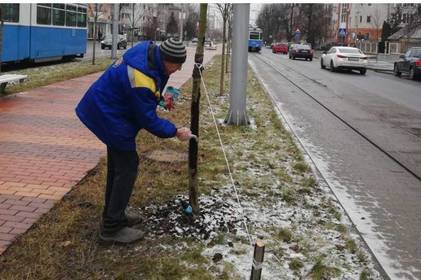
[
  {"xmin": 225, "ymin": 4, "xmax": 249, "ymax": 126},
  {"xmin": 111, "ymin": 3, "xmax": 118, "ymax": 59},
  {"xmin": 131, "ymin": 3, "xmax": 134, "ymax": 48}
]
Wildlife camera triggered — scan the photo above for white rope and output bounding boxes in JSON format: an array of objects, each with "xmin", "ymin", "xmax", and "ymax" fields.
[{"xmin": 194, "ymin": 62, "xmax": 253, "ymax": 247}]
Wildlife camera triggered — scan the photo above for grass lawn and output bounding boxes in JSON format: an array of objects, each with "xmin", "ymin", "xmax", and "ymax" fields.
[{"xmin": 2, "ymin": 58, "xmax": 113, "ymax": 96}]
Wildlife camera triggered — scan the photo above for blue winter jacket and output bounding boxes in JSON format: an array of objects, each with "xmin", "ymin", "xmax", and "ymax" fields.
[{"xmin": 75, "ymin": 41, "xmax": 177, "ymax": 151}]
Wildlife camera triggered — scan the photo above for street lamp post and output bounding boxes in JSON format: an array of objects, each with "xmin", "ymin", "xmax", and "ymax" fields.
[
  {"xmin": 179, "ymin": 7, "xmax": 185, "ymax": 42},
  {"xmin": 155, "ymin": 28, "xmax": 160, "ymax": 42},
  {"xmin": 356, "ymin": 10, "xmax": 360, "ymax": 47}
]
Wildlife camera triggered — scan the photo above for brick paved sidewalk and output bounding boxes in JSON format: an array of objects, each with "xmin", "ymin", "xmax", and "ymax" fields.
[{"xmin": 0, "ymin": 46, "xmax": 219, "ymax": 255}]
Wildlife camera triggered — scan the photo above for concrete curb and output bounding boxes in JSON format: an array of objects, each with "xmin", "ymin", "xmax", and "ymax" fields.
[{"xmin": 366, "ymin": 66, "xmax": 394, "ymax": 74}]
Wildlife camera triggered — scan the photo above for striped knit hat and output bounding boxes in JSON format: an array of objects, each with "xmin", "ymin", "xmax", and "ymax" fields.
[{"xmin": 160, "ymin": 38, "xmax": 187, "ymax": 64}]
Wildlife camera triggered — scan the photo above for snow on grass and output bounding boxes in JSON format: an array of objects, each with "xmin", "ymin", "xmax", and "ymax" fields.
[{"xmin": 193, "ymin": 61, "xmax": 384, "ymax": 279}]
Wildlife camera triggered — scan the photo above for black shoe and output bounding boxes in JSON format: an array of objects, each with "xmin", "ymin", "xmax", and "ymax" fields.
[{"xmin": 99, "ymin": 227, "xmax": 145, "ymax": 244}]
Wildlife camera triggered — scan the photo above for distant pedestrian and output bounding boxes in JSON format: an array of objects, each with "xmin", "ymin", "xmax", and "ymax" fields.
[
  {"xmin": 75, "ymin": 38, "xmax": 193, "ymax": 244},
  {"xmin": 97, "ymin": 30, "xmax": 102, "ymax": 42}
]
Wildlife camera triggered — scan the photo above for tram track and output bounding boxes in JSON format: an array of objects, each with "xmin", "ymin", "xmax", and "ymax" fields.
[{"xmin": 251, "ymin": 52, "xmax": 421, "ymax": 183}]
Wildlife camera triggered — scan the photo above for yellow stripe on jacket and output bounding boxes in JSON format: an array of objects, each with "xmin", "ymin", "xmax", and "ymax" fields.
[{"xmin": 127, "ymin": 66, "xmax": 161, "ymax": 100}]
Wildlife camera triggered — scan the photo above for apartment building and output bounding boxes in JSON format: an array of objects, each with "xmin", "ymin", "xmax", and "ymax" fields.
[{"xmin": 336, "ymin": 3, "xmax": 391, "ymax": 44}]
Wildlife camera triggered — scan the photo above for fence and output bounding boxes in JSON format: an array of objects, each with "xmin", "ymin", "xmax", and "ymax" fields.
[
  {"xmin": 357, "ymin": 41, "xmax": 378, "ymax": 54},
  {"xmin": 357, "ymin": 41, "xmax": 412, "ymax": 55}
]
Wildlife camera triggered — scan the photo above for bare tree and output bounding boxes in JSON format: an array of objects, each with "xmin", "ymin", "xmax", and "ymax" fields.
[
  {"xmin": 216, "ymin": 4, "xmax": 232, "ymax": 96},
  {"xmin": 226, "ymin": 10, "xmax": 233, "ymax": 74},
  {"xmin": 256, "ymin": 4, "xmax": 293, "ymax": 43},
  {"xmin": 387, "ymin": 4, "xmax": 421, "ymax": 45},
  {"xmin": 371, "ymin": 8, "xmax": 383, "ymax": 42},
  {"xmin": 127, "ymin": 4, "xmax": 143, "ymax": 47},
  {"xmin": 407, "ymin": 4, "xmax": 421, "ymax": 33},
  {"xmin": 183, "ymin": 4, "xmax": 199, "ymax": 40},
  {"xmin": 91, "ymin": 4, "xmax": 99, "ymax": 65},
  {"xmin": 166, "ymin": 12, "xmax": 179, "ymax": 37}
]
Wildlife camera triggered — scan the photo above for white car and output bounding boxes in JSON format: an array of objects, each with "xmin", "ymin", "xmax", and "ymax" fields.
[
  {"xmin": 320, "ymin": 46, "xmax": 368, "ymax": 75},
  {"xmin": 205, "ymin": 40, "xmax": 217, "ymax": 50}
]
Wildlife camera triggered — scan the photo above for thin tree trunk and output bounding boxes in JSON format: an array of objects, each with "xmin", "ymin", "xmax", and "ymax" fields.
[
  {"xmin": 219, "ymin": 17, "xmax": 226, "ymax": 95},
  {"xmin": 307, "ymin": 4, "xmax": 313, "ymax": 46},
  {"xmin": 92, "ymin": 4, "xmax": 98, "ymax": 65},
  {"xmin": 189, "ymin": 3, "xmax": 207, "ymax": 215},
  {"xmin": 226, "ymin": 16, "xmax": 231, "ymax": 73}
]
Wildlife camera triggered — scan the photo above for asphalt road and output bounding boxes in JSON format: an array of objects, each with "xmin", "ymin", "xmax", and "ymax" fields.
[{"xmin": 250, "ymin": 48, "xmax": 421, "ymax": 280}]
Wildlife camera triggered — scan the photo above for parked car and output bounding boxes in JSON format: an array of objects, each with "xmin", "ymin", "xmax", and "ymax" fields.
[
  {"xmin": 289, "ymin": 44, "xmax": 313, "ymax": 61},
  {"xmin": 320, "ymin": 46, "xmax": 368, "ymax": 75},
  {"xmin": 205, "ymin": 40, "xmax": 217, "ymax": 50},
  {"xmin": 101, "ymin": 34, "xmax": 127, "ymax": 50},
  {"xmin": 191, "ymin": 38, "xmax": 198, "ymax": 44},
  {"xmin": 393, "ymin": 47, "xmax": 421, "ymax": 80},
  {"xmin": 272, "ymin": 43, "xmax": 288, "ymax": 54}
]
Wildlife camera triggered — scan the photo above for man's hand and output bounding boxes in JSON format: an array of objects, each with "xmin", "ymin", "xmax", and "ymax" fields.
[
  {"xmin": 176, "ymin": 127, "xmax": 196, "ymax": 141},
  {"xmin": 163, "ymin": 93, "xmax": 174, "ymax": 111}
]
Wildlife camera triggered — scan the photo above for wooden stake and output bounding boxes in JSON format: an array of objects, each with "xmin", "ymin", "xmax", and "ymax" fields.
[{"xmin": 250, "ymin": 239, "xmax": 265, "ymax": 280}]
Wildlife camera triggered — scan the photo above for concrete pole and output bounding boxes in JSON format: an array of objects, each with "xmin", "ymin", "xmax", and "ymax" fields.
[
  {"xmin": 131, "ymin": 3, "xmax": 135, "ymax": 48},
  {"xmin": 111, "ymin": 3, "xmax": 118, "ymax": 59},
  {"xmin": 179, "ymin": 5, "xmax": 184, "ymax": 41},
  {"xmin": 225, "ymin": 4, "xmax": 250, "ymax": 126}
]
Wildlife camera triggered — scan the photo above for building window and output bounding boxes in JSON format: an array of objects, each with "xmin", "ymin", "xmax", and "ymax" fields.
[
  {"xmin": 37, "ymin": 4, "xmax": 52, "ymax": 25},
  {"xmin": 367, "ymin": 16, "xmax": 371, "ymax": 23},
  {"xmin": 0, "ymin": 4, "xmax": 19, "ymax": 22},
  {"xmin": 368, "ymin": 3, "xmax": 372, "ymax": 6}
]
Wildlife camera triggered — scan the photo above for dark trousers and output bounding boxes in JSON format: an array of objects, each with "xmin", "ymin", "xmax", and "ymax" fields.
[{"xmin": 102, "ymin": 147, "xmax": 139, "ymax": 234}]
